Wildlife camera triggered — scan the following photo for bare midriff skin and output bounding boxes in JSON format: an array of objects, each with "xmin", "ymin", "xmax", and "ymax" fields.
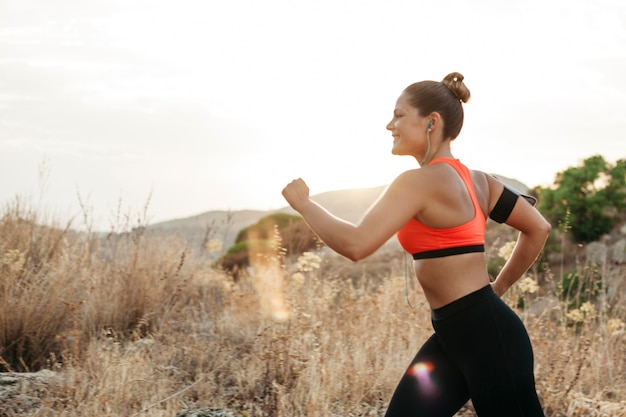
[{"xmin": 414, "ymin": 252, "xmax": 489, "ymax": 309}]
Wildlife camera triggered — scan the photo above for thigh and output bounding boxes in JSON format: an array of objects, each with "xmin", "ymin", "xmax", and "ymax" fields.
[
  {"xmin": 435, "ymin": 296, "xmax": 544, "ymax": 417},
  {"xmin": 384, "ymin": 333, "xmax": 470, "ymax": 417},
  {"xmin": 469, "ymin": 297, "xmax": 545, "ymax": 416}
]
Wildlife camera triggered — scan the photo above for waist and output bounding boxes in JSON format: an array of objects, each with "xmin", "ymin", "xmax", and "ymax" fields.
[{"xmin": 431, "ymin": 284, "xmax": 495, "ymax": 321}]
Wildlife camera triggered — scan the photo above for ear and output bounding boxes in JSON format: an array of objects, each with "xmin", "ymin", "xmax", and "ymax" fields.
[{"xmin": 426, "ymin": 112, "xmax": 442, "ymax": 131}]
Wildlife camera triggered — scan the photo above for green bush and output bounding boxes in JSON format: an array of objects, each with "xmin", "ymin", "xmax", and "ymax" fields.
[
  {"xmin": 219, "ymin": 213, "xmax": 320, "ymax": 276},
  {"xmin": 537, "ymin": 155, "xmax": 626, "ymax": 243},
  {"xmin": 235, "ymin": 213, "xmax": 305, "ymax": 244},
  {"xmin": 226, "ymin": 239, "xmax": 275, "ymax": 255}
]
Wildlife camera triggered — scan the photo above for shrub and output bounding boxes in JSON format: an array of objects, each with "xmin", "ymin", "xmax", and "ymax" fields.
[
  {"xmin": 0, "ymin": 199, "xmax": 200, "ymax": 372},
  {"xmin": 219, "ymin": 213, "xmax": 319, "ymax": 276},
  {"xmin": 537, "ymin": 155, "xmax": 626, "ymax": 243}
]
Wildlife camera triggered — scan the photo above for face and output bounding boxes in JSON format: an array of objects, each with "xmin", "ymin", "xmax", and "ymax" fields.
[{"xmin": 386, "ymin": 92, "xmax": 428, "ymax": 157}]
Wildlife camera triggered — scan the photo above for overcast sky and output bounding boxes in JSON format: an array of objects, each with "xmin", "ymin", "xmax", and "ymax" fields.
[{"xmin": 1, "ymin": 0, "xmax": 625, "ymax": 231}]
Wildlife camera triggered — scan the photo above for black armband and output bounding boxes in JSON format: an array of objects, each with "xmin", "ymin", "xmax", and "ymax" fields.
[{"xmin": 489, "ymin": 185, "xmax": 537, "ymax": 223}]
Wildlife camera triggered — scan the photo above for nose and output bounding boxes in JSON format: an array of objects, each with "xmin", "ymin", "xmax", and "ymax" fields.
[{"xmin": 386, "ymin": 119, "xmax": 394, "ymax": 131}]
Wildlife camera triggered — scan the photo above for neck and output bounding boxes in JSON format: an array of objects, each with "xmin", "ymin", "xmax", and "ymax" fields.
[{"xmin": 417, "ymin": 142, "xmax": 453, "ymax": 166}]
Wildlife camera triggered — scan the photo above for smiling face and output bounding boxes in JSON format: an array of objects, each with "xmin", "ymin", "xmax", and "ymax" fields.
[{"xmin": 386, "ymin": 92, "xmax": 430, "ymax": 157}]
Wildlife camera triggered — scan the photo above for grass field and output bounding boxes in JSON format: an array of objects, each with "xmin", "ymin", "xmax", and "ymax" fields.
[{"xmin": 1, "ymin": 201, "xmax": 625, "ymax": 416}]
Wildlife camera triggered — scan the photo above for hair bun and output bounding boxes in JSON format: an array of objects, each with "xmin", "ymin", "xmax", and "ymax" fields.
[{"xmin": 441, "ymin": 72, "xmax": 471, "ymax": 103}]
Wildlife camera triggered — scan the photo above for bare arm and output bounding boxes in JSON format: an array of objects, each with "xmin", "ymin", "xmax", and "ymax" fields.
[
  {"xmin": 490, "ymin": 184, "xmax": 552, "ymax": 296},
  {"xmin": 282, "ymin": 174, "xmax": 422, "ymax": 261}
]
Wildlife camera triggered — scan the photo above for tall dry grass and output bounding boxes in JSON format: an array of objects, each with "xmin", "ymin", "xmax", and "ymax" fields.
[{"xmin": 1, "ymin": 200, "xmax": 625, "ymax": 416}]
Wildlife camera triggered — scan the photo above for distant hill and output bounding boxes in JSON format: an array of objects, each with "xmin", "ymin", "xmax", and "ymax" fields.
[
  {"xmin": 146, "ymin": 186, "xmax": 386, "ymax": 251},
  {"xmin": 146, "ymin": 209, "xmax": 269, "ymax": 252},
  {"xmin": 148, "ymin": 175, "xmax": 531, "ymax": 251},
  {"xmin": 278, "ymin": 185, "xmax": 387, "ymax": 221}
]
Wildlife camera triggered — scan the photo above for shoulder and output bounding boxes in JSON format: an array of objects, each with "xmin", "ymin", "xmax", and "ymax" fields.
[
  {"xmin": 386, "ymin": 169, "xmax": 425, "ymax": 201},
  {"xmin": 468, "ymin": 170, "xmax": 506, "ymax": 213},
  {"xmin": 469, "ymin": 170, "xmax": 505, "ymax": 194},
  {"xmin": 380, "ymin": 168, "xmax": 438, "ymax": 213},
  {"xmin": 391, "ymin": 165, "xmax": 449, "ymax": 193},
  {"xmin": 392, "ymin": 168, "xmax": 429, "ymax": 187}
]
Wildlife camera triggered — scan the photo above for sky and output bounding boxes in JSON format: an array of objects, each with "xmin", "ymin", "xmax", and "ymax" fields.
[{"xmin": 1, "ymin": 0, "xmax": 625, "ymax": 231}]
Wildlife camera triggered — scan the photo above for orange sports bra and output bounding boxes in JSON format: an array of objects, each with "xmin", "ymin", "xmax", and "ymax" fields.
[{"xmin": 397, "ymin": 158, "xmax": 486, "ymax": 259}]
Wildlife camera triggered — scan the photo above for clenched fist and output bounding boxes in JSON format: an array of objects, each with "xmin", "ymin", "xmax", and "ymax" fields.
[{"xmin": 282, "ymin": 178, "xmax": 310, "ymax": 212}]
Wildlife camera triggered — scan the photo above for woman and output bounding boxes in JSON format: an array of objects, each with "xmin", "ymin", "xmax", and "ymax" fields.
[{"xmin": 282, "ymin": 72, "xmax": 551, "ymax": 416}]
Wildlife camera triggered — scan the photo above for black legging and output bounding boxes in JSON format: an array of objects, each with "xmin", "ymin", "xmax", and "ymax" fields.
[{"xmin": 384, "ymin": 285, "xmax": 545, "ymax": 417}]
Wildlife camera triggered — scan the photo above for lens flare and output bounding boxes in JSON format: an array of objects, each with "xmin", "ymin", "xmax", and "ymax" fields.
[
  {"xmin": 408, "ymin": 361, "xmax": 434, "ymax": 376},
  {"xmin": 247, "ymin": 225, "xmax": 291, "ymax": 322},
  {"xmin": 407, "ymin": 361, "xmax": 437, "ymax": 398}
]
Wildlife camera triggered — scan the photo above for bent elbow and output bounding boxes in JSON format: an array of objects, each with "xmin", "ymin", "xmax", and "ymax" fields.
[
  {"xmin": 343, "ymin": 245, "xmax": 376, "ymax": 263},
  {"xmin": 345, "ymin": 253, "xmax": 362, "ymax": 262},
  {"xmin": 541, "ymin": 219, "xmax": 552, "ymax": 236},
  {"xmin": 519, "ymin": 218, "xmax": 551, "ymax": 245},
  {"xmin": 336, "ymin": 231, "xmax": 385, "ymax": 262},
  {"xmin": 531, "ymin": 219, "xmax": 552, "ymax": 245}
]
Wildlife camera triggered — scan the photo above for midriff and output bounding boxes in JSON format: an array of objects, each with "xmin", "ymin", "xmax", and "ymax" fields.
[{"xmin": 413, "ymin": 251, "xmax": 490, "ymax": 309}]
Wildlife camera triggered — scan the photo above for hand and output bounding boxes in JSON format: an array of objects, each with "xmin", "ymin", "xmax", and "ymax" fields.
[{"xmin": 282, "ymin": 178, "xmax": 310, "ymax": 211}]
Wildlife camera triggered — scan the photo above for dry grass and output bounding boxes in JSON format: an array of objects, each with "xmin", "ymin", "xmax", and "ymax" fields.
[{"xmin": 1, "ymin": 202, "xmax": 625, "ymax": 416}]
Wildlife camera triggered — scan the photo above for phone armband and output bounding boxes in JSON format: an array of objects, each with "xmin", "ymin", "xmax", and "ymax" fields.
[{"xmin": 489, "ymin": 185, "xmax": 537, "ymax": 223}]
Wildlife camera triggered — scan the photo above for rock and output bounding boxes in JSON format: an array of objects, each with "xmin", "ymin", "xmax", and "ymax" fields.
[
  {"xmin": 586, "ymin": 242, "xmax": 608, "ymax": 265},
  {"xmin": 0, "ymin": 370, "xmax": 60, "ymax": 416},
  {"xmin": 611, "ymin": 239, "xmax": 626, "ymax": 264},
  {"xmin": 527, "ymin": 296, "xmax": 561, "ymax": 320}
]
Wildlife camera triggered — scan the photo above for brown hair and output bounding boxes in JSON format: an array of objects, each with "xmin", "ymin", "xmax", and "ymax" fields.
[{"xmin": 403, "ymin": 72, "xmax": 470, "ymax": 140}]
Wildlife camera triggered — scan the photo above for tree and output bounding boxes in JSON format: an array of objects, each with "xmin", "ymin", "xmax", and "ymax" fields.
[{"xmin": 537, "ymin": 155, "xmax": 626, "ymax": 243}]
